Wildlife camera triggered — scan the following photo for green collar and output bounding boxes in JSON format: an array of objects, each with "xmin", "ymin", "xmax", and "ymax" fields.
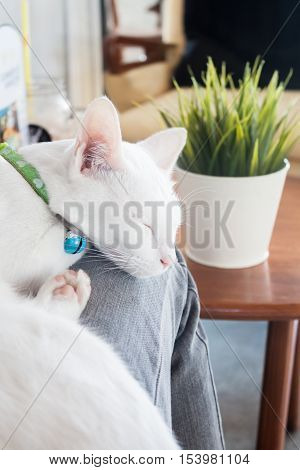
[
  {"xmin": 0, "ymin": 143, "xmax": 87, "ymax": 255},
  {"xmin": 0, "ymin": 142, "xmax": 49, "ymax": 204}
]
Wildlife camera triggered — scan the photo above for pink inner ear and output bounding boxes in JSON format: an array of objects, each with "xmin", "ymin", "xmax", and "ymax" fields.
[
  {"xmin": 79, "ymin": 132, "xmax": 112, "ymax": 173},
  {"xmin": 79, "ymin": 138, "xmax": 123, "ymax": 174},
  {"xmin": 75, "ymin": 97, "xmax": 124, "ymax": 174}
]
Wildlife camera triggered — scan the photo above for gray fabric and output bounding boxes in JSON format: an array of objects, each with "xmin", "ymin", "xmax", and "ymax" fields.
[{"xmin": 75, "ymin": 249, "xmax": 224, "ymax": 450}]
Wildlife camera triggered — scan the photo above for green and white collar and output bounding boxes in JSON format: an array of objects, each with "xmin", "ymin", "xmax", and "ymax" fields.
[
  {"xmin": 0, "ymin": 142, "xmax": 49, "ymax": 204},
  {"xmin": 0, "ymin": 142, "xmax": 87, "ymax": 255}
]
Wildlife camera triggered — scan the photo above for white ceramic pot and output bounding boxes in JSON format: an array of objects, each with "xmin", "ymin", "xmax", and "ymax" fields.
[{"xmin": 175, "ymin": 161, "xmax": 290, "ymax": 268}]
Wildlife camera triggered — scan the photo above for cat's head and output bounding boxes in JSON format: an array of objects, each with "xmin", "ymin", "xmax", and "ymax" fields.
[{"xmin": 66, "ymin": 97, "xmax": 187, "ymax": 277}]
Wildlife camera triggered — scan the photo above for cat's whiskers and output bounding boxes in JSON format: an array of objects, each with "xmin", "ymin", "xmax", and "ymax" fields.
[{"xmin": 81, "ymin": 247, "xmax": 135, "ymax": 273}]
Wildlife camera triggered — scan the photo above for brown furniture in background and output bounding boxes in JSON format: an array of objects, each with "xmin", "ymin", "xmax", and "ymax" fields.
[
  {"xmin": 104, "ymin": 34, "xmax": 172, "ymax": 74},
  {"xmin": 185, "ymin": 177, "xmax": 300, "ymax": 450},
  {"xmin": 103, "ymin": 0, "xmax": 174, "ymax": 74},
  {"xmin": 102, "ymin": 0, "xmax": 184, "ymax": 112}
]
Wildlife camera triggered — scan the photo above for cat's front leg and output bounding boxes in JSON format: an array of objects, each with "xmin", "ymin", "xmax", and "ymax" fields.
[{"xmin": 35, "ymin": 269, "xmax": 91, "ymax": 320}]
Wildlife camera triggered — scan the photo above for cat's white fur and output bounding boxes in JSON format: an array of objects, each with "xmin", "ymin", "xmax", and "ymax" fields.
[{"xmin": 0, "ymin": 97, "xmax": 187, "ymax": 449}]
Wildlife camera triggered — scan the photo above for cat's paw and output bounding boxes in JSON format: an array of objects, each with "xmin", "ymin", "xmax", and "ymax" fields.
[{"xmin": 36, "ymin": 269, "xmax": 91, "ymax": 320}]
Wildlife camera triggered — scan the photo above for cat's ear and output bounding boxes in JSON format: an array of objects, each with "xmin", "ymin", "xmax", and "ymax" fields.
[
  {"xmin": 74, "ymin": 97, "xmax": 124, "ymax": 175},
  {"xmin": 138, "ymin": 128, "xmax": 187, "ymax": 173}
]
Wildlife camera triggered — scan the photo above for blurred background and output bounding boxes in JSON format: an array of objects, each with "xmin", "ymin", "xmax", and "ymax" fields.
[
  {"xmin": 2, "ymin": 0, "xmax": 300, "ymax": 169},
  {"xmin": 0, "ymin": 0, "xmax": 299, "ymax": 449}
]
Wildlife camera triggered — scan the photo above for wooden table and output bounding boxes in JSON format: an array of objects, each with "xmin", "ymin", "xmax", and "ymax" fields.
[{"xmin": 184, "ymin": 177, "xmax": 300, "ymax": 450}]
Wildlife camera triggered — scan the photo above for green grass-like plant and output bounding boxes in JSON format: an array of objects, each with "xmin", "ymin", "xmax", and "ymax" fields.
[{"xmin": 158, "ymin": 58, "xmax": 299, "ymax": 176}]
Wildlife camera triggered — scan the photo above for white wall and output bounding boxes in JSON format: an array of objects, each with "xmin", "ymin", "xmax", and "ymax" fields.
[
  {"xmin": 0, "ymin": 0, "xmax": 103, "ymax": 107},
  {"xmin": 0, "ymin": 0, "xmax": 65, "ymax": 83},
  {"xmin": 0, "ymin": 0, "xmax": 21, "ymax": 29},
  {"xmin": 65, "ymin": 0, "xmax": 103, "ymax": 108},
  {"xmin": 29, "ymin": 0, "xmax": 66, "ymax": 82}
]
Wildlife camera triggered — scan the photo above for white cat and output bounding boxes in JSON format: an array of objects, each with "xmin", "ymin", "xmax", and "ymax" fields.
[{"xmin": 0, "ymin": 97, "xmax": 187, "ymax": 449}]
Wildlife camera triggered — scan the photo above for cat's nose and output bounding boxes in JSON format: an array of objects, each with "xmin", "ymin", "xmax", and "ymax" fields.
[{"xmin": 160, "ymin": 256, "xmax": 173, "ymax": 267}]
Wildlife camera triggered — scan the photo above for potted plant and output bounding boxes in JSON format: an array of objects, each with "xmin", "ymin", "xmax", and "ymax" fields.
[{"xmin": 159, "ymin": 58, "xmax": 299, "ymax": 268}]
